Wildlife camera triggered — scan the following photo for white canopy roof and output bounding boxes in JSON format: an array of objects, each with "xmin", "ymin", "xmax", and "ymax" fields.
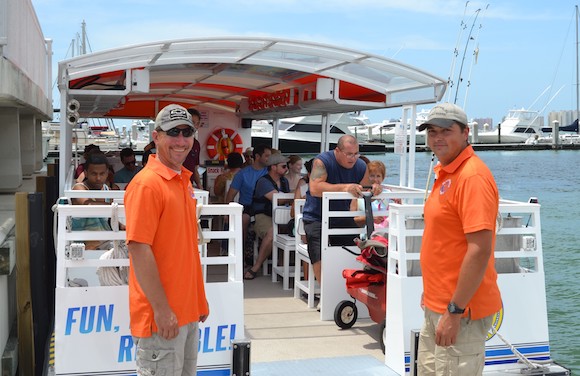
[{"xmin": 58, "ymin": 37, "xmax": 446, "ymax": 119}]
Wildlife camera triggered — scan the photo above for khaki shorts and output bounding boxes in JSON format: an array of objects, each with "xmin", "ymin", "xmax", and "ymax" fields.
[
  {"xmin": 254, "ymin": 213, "xmax": 272, "ymax": 239},
  {"xmin": 134, "ymin": 322, "xmax": 199, "ymax": 376},
  {"xmin": 417, "ymin": 307, "xmax": 493, "ymax": 376}
]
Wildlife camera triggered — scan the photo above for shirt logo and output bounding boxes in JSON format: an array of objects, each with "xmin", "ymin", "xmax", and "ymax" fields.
[{"xmin": 439, "ymin": 179, "xmax": 452, "ymax": 195}]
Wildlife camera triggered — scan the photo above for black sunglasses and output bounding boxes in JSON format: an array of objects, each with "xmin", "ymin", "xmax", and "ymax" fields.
[{"xmin": 164, "ymin": 127, "xmax": 194, "ymax": 137}]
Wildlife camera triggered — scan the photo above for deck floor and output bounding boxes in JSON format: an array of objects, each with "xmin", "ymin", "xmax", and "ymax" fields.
[{"xmin": 241, "ymin": 270, "xmax": 386, "ymax": 366}]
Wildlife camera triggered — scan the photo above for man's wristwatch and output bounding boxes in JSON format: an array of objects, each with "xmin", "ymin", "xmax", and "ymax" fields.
[{"xmin": 447, "ymin": 302, "xmax": 465, "ymax": 314}]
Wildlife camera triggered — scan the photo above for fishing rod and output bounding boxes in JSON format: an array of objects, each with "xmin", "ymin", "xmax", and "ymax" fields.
[
  {"xmin": 462, "ymin": 4, "xmax": 490, "ymax": 110},
  {"xmin": 446, "ymin": 1, "xmax": 471, "ymax": 103},
  {"xmin": 454, "ymin": 7, "xmax": 482, "ymax": 105}
]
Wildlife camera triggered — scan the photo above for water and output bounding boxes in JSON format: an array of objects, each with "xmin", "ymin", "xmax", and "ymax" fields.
[{"xmin": 303, "ymin": 149, "xmax": 580, "ymax": 373}]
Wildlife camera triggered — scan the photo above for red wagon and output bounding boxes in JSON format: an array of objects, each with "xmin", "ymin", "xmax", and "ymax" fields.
[{"xmin": 334, "ymin": 232, "xmax": 388, "ymax": 353}]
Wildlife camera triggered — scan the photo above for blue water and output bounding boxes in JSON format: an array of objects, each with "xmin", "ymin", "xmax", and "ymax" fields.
[{"xmin": 304, "ymin": 149, "xmax": 580, "ymax": 373}]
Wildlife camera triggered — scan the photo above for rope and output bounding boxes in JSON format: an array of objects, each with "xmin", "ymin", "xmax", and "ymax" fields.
[
  {"xmin": 97, "ymin": 203, "xmax": 129, "ymax": 286},
  {"xmin": 489, "ymin": 326, "xmax": 542, "ymax": 371}
]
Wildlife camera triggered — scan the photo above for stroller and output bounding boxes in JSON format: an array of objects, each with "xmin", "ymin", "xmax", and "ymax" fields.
[{"xmin": 334, "ymin": 193, "xmax": 388, "ymax": 353}]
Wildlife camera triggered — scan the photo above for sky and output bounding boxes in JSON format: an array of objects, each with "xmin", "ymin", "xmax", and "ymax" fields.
[{"xmin": 31, "ymin": 0, "xmax": 580, "ymax": 127}]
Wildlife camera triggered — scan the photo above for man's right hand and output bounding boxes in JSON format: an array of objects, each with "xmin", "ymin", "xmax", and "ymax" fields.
[
  {"xmin": 154, "ymin": 307, "xmax": 179, "ymax": 340},
  {"xmin": 346, "ymin": 183, "xmax": 363, "ymax": 197}
]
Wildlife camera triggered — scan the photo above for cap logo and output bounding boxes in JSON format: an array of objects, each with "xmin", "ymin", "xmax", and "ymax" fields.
[{"xmin": 168, "ymin": 108, "xmax": 189, "ymax": 121}]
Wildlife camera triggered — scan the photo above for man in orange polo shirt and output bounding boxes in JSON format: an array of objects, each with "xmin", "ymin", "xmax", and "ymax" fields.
[
  {"xmin": 417, "ymin": 103, "xmax": 502, "ymax": 375},
  {"xmin": 125, "ymin": 104, "xmax": 209, "ymax": 376}
]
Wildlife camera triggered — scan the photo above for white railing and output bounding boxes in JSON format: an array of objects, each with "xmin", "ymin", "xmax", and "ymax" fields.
[
  {"xmin": 318, "ymin": 188, "xmax": 426, "ymax": 321},
  {"xmin": 385, "ymin": 199, "xmax": 551, "ymax": 375},
  {"xmin": 53, "ymin": 198, "xmax": 245, "ymax": 375}
]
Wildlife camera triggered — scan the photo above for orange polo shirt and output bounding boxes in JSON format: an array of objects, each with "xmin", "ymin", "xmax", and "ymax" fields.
[
  {"xmin": 125, "ymin": 155, "xmax": 208, "ymax": 337},
  {"xmin": 420, "ymin": 146, "xmax": 502, "ymax": 320}
]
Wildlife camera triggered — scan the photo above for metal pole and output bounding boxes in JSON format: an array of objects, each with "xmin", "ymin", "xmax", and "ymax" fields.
[
  {"xmin": 81, "ymin": 20, "xmax": 87, "ymax": 55},
  {"xmin": 576, "ymin": 5, "xmax": 580, "ymax": 134}
]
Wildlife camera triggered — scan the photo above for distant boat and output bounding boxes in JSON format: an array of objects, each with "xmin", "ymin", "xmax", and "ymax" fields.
[
  {"xmin": 119, "ymin": 119, "xmax": 154, "ymax": 152},
  {"xmin": 358, "ymin": 109, "xmax": 430, "ymax": 144},
  {"xmin": 251, "ymin": 113, "xmax": 386, "ymax": 154},
  {"xmin": 474, "ymin": 108, "xmax": 542, "ymax": 144},
  {"xmin": 43, "ymin": 119, "xmax": 122, "ymax": 154},
  {"xmin": 526, "ymin": 119, "xmax": 580, "ymax": 145}
]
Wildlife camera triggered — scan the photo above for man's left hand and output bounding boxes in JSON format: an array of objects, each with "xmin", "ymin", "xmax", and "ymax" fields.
[
  {"xmin": 435, "ymin": 312, "xmax": 461, "ymax": 347},
  {"xmin": 200, "ymin": 301, "xmax": 210, "ymax": 323}
]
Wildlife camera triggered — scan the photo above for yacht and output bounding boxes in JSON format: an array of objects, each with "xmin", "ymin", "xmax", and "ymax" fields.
[
  {"xmin": 43, "ymin": 119, "xmax": 122, "ymax": 154},
  {"xmin": 370, "ymin": 109, "xmax": 430, "ymax": 144},
  {"xmin": 474, "ymin": 108, "xmax": 542, "ymax": 144},
  {"xmin": 251, "ymin": 113, "xmax": 386, "ymax": 154},
  {"xmin": 119, "ymin": 119, "xmax": 154, "ymax": 151}
]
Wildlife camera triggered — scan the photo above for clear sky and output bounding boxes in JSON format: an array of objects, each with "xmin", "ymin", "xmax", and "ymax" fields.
[{"xmin": 31, "ymin": 0, "xmax": 580, "ymax": 126}]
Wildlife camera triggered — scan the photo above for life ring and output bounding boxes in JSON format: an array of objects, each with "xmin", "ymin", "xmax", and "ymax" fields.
[{"xmin": 206, "ymin": 128, "xmax": 244, "ymax": 160}]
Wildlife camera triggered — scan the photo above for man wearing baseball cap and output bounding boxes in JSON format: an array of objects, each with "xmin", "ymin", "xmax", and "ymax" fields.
[
  {"xmin": 243, "ymin": 153, "xmax": 291, "ymax": 279},
  {"xmin": 417, "ymin": 103, "xmax": 502, "ymax": 375},
  {"xmin": 124, "ymin": 104, "xmax": 209, "ymax": 375}
]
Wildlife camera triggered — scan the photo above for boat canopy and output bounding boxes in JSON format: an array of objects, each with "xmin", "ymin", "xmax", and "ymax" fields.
[{"xmin": 58, "ymin": 37, "xmax": 446, "ymax": 120}]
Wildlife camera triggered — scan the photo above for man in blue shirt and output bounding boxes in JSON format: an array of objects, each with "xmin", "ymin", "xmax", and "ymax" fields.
[
  {"xmin": 225, "ymin": 144, "xmax": 272, "ymax": 260},
  {"xmin": 114, "ymin": 147, "xmax": 142, "ymax": 184},
  {"xmin": 303, "ymin": 135, "xmax": 381, "ymax": 283},
  {"xmin": 244, "ymin": 153, "xmax": 291, "ymax": 279}
]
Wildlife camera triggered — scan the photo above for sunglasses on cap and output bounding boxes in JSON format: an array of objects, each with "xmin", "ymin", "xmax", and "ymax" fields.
[{"xmin": 161, "ymin": 127, "xmax": 195, "ymax": 137}]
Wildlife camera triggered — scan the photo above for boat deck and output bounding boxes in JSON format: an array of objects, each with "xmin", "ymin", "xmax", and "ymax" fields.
[{"xmin": 242, "ymin": 273, "xmax": 386, "ymax": 367}]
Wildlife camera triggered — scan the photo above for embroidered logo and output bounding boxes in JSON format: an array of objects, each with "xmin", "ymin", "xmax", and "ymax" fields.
[
  {"xmin": 169, "ymin": 107, "xmax": 189, "ymax": 121},
  {"xmin": 439, "ymin": 179, "xmax": 452, "ymax": 195}
]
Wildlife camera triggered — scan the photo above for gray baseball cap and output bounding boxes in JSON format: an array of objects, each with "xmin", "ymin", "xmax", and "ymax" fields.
[
  {"xmin": 418, "ymin": 103, "xmax": 468, "ymax": 131},
  {"xmin": 155, "ymin": 104, "xmax": 194, "ymax": 131},
  {"xmin": 267, "ymin": 153, "xmax": 290, "ymax": 166}
]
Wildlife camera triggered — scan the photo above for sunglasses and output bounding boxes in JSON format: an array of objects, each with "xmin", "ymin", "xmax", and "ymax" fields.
[{"xmin": 164, "ymin": 127, "xmax": 194, "ymax": 137}]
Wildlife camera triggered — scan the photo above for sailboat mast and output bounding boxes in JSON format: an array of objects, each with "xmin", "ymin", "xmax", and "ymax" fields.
[{"xmin": 81, "ymin": 20, "xmax": 87, "ymax": 55}]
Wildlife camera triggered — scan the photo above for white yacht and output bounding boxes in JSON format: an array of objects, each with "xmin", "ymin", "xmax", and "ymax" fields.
[
  {"xmin": 119, "ymin": 119, "xmax": 154, "ymax": 151},
  {"xmin": 251, "ymin": 113, "xmax": 386, "ymax": 153},
  {"xmin": 43, "ymin": 119, "xmax": 122, "ymax": 154},
  {"xmin": 474, "ymin": 108, "xmax": 543, "ymax": 144},
  {"xmin": 370, "ymin": 109, "xmax": 430, "ymax": 144}
]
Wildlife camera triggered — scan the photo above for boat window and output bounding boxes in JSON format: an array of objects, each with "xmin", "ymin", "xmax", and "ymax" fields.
[{"xmin": 287, "ymin": 123, "xmax": 346, "ymax": 134}]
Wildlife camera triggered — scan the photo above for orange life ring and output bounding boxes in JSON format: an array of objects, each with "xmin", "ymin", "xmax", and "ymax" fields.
[{"xmin": 206, "ymin": 128, "xmax": 244, "ymax": 160}]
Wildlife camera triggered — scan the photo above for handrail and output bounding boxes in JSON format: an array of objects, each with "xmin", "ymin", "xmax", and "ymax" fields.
[{"xmin": 55, "ymin": 202, "xmax": 243, "ymax": 288}]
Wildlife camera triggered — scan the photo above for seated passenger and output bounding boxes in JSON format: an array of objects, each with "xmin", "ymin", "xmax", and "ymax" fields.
[
  {"xmin": 71, "ymin": 152, "xmax": 117, "ymax": 249},
  {"xmin": 213, "ymin": 152, "xmax": 244, "ymax": 203},
  {"xmin": 114, "ymin": 147, "xmax": 142, "ymax": 184},
  {"xmin": 286, "ymin": 155, "xmax": 303, "ymax": 193},
  {"xmin": 350, "ymin": 160, "xmax": 397, "ymax": 233},
  {"xmin": 74, "ymin": 144, "xmax": 101, "ymax": 179},
  {"xmin": 244, "ymin": 153, "xmax": 291, "ymax": 280}
]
